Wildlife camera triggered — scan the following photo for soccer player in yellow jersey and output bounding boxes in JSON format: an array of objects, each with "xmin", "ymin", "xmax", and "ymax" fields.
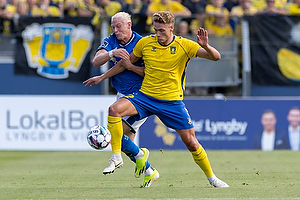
[
  {"xmin": 84, "ymin": 12, "xmax": 159, "ymax": 187},
  {"xmin": 104, "ymin": 11, "xmax": 229, "ymax": 187}
]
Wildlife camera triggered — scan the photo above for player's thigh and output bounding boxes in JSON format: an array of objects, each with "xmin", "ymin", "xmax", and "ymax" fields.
[
  {"xmin": 176, "ymin": 128, "xmax": 199, "ymax": 151},
  {"xmin": 156, "ymin": 101, "xmax": 193, "ymax": 130},
  {"xmin": 109, "ymin": 98, "xmax": 138, "ymax": 117}
]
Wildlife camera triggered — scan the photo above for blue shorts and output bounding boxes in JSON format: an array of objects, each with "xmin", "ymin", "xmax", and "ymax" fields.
[{"xmin": 125, "ymin": 91, "xmax": 194, "ymax": 130}]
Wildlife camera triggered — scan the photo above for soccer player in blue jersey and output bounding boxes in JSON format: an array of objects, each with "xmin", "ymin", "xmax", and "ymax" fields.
[
  {"xmin": 98, "ymin": 11, "xmax": 229, "ymax": 187},
  {"xmin": 83, "ymin": 12, "xmax": 159, "ymax": 187}
]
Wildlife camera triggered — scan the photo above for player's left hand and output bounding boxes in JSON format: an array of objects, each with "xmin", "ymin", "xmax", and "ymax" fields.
[
  {"xmin": 197, "ymin": 28, "xmax": 208, "ymax": 48},
  {"xmin": 112, "ymin": 49, "xmax": 130, "ymax": 60},
  {"xmin": 83, "ymin": 75, "xmax": 103, "ymax": 87}
]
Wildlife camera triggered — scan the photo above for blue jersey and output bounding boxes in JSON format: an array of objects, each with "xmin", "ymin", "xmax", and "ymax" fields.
[{"xmin": 97, "ymin": 31, "xmax": 144, "ymax": 95}]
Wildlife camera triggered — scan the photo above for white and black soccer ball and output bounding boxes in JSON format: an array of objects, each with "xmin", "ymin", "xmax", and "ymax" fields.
[{"xmin": 87, "ymin": 125, "xmax": 111, "ymax": 150}]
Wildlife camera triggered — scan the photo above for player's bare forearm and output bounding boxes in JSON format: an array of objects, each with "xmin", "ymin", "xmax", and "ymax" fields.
[
  {"xmin": 200, "ymin": 44, "xmax": 221, "ymax": 61},
  {"xmin": 102, "ymin": 61, "xmax": 126, "ymax": 79},
  {"xmin": 130, "ymin": 65, "xmax": 144, "ymax": 77},
  {"xmin": 119, "ymin": 53, "xmax": 144, "ymax": 77},
  {"xmin": 92, "ymin": 49, "xmax": 111, "ymax": 67},
  {"xmin": 120, "ymin": 59, "xmax": 145, "ymax": 77},
  {"xmin": 83, "ymin": 62, "xmax": 126, "ymax": 87},
  {"xmin": 83, "ymin": 75, "xmax": 104, "ymax": 87}
]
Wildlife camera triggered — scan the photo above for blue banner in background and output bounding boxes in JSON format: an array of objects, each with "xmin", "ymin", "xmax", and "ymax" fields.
[{"xmin": 139, "ymin": 98, "xmax": 300, "ymax": 150}]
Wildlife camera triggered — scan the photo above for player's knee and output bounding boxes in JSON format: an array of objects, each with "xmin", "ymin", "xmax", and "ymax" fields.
[
  {"xmin": 185, "ymin": 138, "xmax": 199, "ymax": 151},
  {"xmin": 187, "ymin": 143, "xmax": 199, "ymax": 152},
  {"xmin": 108, "ymin": 104, "xmax": 120, "ymax": 116}
]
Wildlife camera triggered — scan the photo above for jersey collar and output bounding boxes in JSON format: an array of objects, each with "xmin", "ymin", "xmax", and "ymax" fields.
[
  {"xmin": 119, "ymin": 32, "xmax": 135, "ymax": 47},
  {"xmin": 158, "ymin": 35, "xmax": 175, "ymax": 46}
]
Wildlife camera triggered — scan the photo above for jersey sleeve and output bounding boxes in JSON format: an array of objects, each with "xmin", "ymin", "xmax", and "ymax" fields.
[
  {"xmin": 98, "ymin": 37, "xmax": 113, "ymax": 52},
  {"xmin": 132, "ymin": 38, "xmax": 144, "ymax": 58},
  {"xmin": 184, "ymin": 38, "xmax": 201, "ymax": 58}
]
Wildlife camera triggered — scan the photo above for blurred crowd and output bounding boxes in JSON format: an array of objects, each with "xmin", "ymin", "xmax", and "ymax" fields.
[{"xmin": 0, "ymin": 0, "xmax": 299, "ymax": 35}]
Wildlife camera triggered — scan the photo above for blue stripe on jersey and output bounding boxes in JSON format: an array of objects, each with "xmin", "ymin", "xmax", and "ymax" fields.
[
  {"xmin": 181, "ymin": 58, "xmax": 190, "ymax": 96},
  {"xmin": 97, "ymin": 31, "xmax": 144, "ymax": 95}
]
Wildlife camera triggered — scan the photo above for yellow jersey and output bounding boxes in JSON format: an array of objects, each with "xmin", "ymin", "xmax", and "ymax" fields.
[
  {"xmin": 211, "ymin": 24, "xmax": 233, "ymax": 36},
  {"xmin": 146, "ymin": 1, "xmax": 189, "ymax": 25},
  {"xmin": 5, "ymin": 4, "xmax": 16, "ymax": 15},
  {"xmin": 286, "ymin": 3, "xmax": 300, "ymax": 15},
  {"xmin": 40, "ymin": 6, "xmax": 61, "ymax": 17},
  {"xmin": 133, "ymin": 35, "xmax": 200, "ymax": 101},
  {"xmin": 230, "ymin": 5, "xmax": 258, "ymax": 16},
  {"xmin": 205, "ymin": 4, "xmax": 230, "ymax": 29},
  {"xmin": 104, "ymin": 1, "xmax": 122, "ymax": 17},
  {"xmin": 252, "ymin": 0, "xmax": 287, "ymax": 10},
  {"xmin": 190, "ymin": 18, "xmax": 207, "ymax": 31}
]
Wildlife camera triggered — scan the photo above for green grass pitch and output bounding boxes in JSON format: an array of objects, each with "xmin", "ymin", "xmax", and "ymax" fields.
[{"xmin": 0, "ymin": 150, "xmax": 299, "ymax": 199}]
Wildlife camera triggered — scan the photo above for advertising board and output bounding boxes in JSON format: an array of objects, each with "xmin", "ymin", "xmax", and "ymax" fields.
[
  {"xmin": 0, "ymin": 96, "xmax": 115, "ymax": 150},
  {"xmin": 140, "ymin": 98, "xmax": 300, "ymax": 150}
]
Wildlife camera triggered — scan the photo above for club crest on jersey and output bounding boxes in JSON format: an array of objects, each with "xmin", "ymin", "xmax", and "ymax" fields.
[
  {"xmin": 170, "ymin": 46, "xmax": 176, "ymax": 54},
  {"xmin": 151, "ymin": 47, "xmax": 156, "ymax": 52},
  {"xmin": 21, "ymin": 23, "xmax": 94, "ymax": 79}
]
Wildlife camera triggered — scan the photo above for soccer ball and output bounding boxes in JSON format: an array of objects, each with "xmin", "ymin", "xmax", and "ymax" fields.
[{"xmin": 87, "ymin": 125, "xmax": 111, "ymax": 150}]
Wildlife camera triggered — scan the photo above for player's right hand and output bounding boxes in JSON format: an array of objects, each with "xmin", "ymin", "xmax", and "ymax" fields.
[
  {"xmin": 197, "ymin": 27, "xmax": 208, "ymax": 48},
  {"xmin": 83, "ymin": 75, "xmax": 103, "ymax": 87},
  {"xmin": 112, "ymin": 49, "xmax": 130, "ymax": 60},
  {"xmin": 119, "ymin": 59, "xmax": 131, "ymax": 69}
]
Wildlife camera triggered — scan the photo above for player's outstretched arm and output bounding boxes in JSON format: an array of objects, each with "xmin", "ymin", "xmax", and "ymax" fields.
[
  {"xmin": 83, "ymin": 61, "xmax": 126, "ymax": 87},
  {"xmin": 83, "ymin": 75, "xmax": 104, "ymax": 87},
  {"xmin": 196, "ymin": 28, "xmax": 221, "ymax": 61}
]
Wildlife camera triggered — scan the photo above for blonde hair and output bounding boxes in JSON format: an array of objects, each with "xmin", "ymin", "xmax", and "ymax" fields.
[
  {"xmin": 111, "ymin": 12, "xmax": 132, "ymax": 23},
  {"xmin": 152, "ymin": 11, "xmax": 175, "ymax": 25}
]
